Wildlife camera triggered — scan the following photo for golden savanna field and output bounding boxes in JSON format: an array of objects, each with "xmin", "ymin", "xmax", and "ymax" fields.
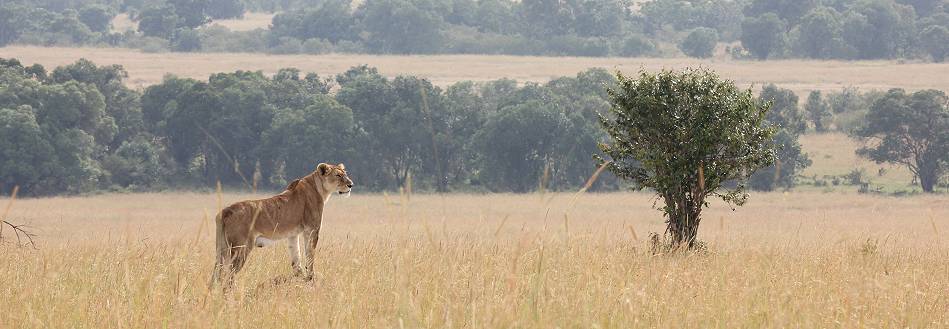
[
  {"xmin": 2, "ymin": 43, "xmax": 948, "ymax": 327},
  {"xmin": 4, "ymin": 46, "xmax": 949, "ymax": 95},
  {"xmin": 2, "ymin": 190, "xmax": 948, "ymax": 327}
]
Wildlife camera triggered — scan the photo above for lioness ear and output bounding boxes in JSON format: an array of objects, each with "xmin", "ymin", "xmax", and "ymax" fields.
[
  {"xmin": 317, "ymin": 163, "xmax": 330, "ymax": 176},
  {"xmin": 337, "ymin": 163, "xmax": 345, "ymax": 171}
]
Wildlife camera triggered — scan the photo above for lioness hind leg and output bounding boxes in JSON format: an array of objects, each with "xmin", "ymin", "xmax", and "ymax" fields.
[
  {"xmin": 303, "ymin": 229, "xmax": 320, "ymax": 281},
  {"xmin": 231, "ymin": 247, "xmax": 251, "ymax": 272},
  {"xmin": 225, "ymin": 240, "xmax": 254, "ymax": 286},
  {"xmin": 288, "ymin": 234, "xmax": 305, "ymax": 277}
]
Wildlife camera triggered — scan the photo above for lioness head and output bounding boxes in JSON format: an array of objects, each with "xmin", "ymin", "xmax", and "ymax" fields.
[{"xmin": 317, "ymin": 163, "xmax": 353, "ymax": 197}]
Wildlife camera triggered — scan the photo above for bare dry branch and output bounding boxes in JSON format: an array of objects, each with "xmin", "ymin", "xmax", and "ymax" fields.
[
  {"xmin": 1, "ymin": 220, "xmax": 38, "ymax": 249},
  {"xmin": 1, "ymin": 186, "xmax": 38, "ymax": 249}
]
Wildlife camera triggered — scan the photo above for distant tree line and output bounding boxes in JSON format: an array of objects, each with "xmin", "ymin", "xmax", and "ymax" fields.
[
  {"xmin": 1, "ymin": 58, "xmax": 946, "ymax": 196},
  {"xmin": 2, "ymin": 0, "xmax": 949, "ymax": 61}
]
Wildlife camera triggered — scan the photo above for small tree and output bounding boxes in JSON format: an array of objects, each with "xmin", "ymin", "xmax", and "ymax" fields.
[
  {"xmin": 853, "ymin": 89, "xmax": 949, "ymax": 193},
  {"xmin": 749, "ymin": 84, "xmax": 809, "ymax": 191},
  {"xmin": 599, "ymin": 69, "xmax": 776, "ymax": 248},
  {"xmin": 678, "ymin": 28, "xmax": 718, "ymax": 58},
  {"xmin": 920, "ymin": 25, "xmax": 949, "ymax": 62},
  {"xmin": 805, "ymin": 90, "xmax": 831, "ymax": 132},
  {"xmin": 740, "ymin": 13, "xmax": 787, "ymax": 60},
  {"xmin": 797, "ymin": 6, "xmax": 843, "ymax": 59},
  {"xmin": 78, "ymin": 4, "xmax": 115, "ymax": 33},
  {"xmin": 137, "ymin": 3, "xmax": 181, "ymax": 38}
]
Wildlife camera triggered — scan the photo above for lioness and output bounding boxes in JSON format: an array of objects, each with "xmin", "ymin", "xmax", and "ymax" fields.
[{"xmin": 211, "ymin": 163, "xmax": 353, "ymax": 286}]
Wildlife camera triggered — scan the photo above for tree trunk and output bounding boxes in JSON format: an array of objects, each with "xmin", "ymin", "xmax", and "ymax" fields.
[
  {"xmin": 920, "ymin": 172, "xmax": 936, "ymax": 193},
  {"xmin": 918, "ymin": 161, "xmax": 938, "ymax": 193},
  {"xmin": 664, "ymin": 193, "xmax": 704, "ymax": 249}
]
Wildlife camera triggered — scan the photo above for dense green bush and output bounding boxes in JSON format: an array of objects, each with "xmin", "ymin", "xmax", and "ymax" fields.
[
  {"xmin": 619, "ymin": 35, "xmax": 658, "ymax": 57},
  {"xmin": 741, "ymin": 13, "xmax": 787, "ymax": 59},
  {"xmin": 679, "ymin": 28, "xmax": 719, "ymax": 58}
]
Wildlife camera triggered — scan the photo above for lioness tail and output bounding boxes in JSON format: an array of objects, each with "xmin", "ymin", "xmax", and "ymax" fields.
[{"xmin": 211, "ymin": 209, "xmax": 231, "ymax": 285}]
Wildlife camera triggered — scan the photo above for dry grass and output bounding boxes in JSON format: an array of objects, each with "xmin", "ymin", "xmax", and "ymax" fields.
[
  {"xmin": 110, "ymin": 13, "xmax": 136, "ymax": 32},
  {"xmin": 110, "ymin": 13, "xmax": 274, "ymax": 33},
  {"xmin": 4, "ymin": 46, "xmax": 949, "ymax": 94},
  {"xmin": 208, "ymin": 12, "xmax": 276, "ymax": 31},
  {"xmin": 1, "ymin": 191, "xmax": 947, "ymax": 327}
]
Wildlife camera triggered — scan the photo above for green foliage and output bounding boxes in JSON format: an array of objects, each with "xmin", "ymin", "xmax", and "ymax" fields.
[
  {"xmin": 78, "ymin": 4, "xmax": 115, "ymax": 33},
  {"xmin": 518, "ymin": 0, "xmax": 573, "ymax": 38},
  {"xmin": 920, "ymin": 25, "xmax": 949, "ymax": 62},
  {"xmin": 572, "ymin": 0, "xmax": 629, "ymax": 38},
  {"xmin": 2, "ymin": 0, "xmax": 949, "ymax": 59},
  {"xmin": 475, "ymin": 77, "xmax": 606, "ymax": 192},
  {"xmin": 796, "ymin": 6, "xmax": 845, "ymax": 58},
  {"xmin": 897, "ymin": 0, "xmax": 945, "ymax": 14},
  {"xmin": 206, "ymin": 0, "xmax": 245, "ymax": 19},
  {"xmin": 853, "ymin": 89, "xmax": 949, "ymax": 192},
  {"xmin": 599, "ymin": 69, "xmax": 776, "ymax": 247},
  {"xmin": 749, "ymin": 84, "xmax": 810, "ymax": 191},
  {"xmin": 270, "ymin": 0, "xmax": 356, "ymax": 44},
  {"xmin": 476, "ymin": 100, "xmax": 565, "ymax": 192},
  {"xmin": 172, "ymin": 28, "xmax": 202, "ymax": 52},
  {"xmin": 0, "ymin": 60, "xmax": 140, "ymax": 195},
  {"xmin": 620, "ymin": 35, "xmax": 657, "ymax": 57},
  {"xmin": 545, "ymin": 35, "xmax": 611, "ymax": 57},
  {"xmin": 169, "ymin": 0, "xmax": 211, "ymax": 29},
  {"xmin": 679, "ymin": 27, "xmax": 719, "ymax": 58},
  {"xmin": 640, "ymin": 0, "xmax": 744, "ymax": 39},
  {"xmin": 745, "ymin": 0, "xmax": 817, "ymax": 23},
  {"xmin": 2, "ymin": 0, "xmax": 947, "ymax": 59},
  {"xmin": 741, "ymin": 13, "xmax": 787, "ymax": 59},
  {"xmin": 759, "ymin": 84, "xmax": 806, "ymax": 135},
  {"xmin": 841, "ymin": 0, "xmax": 917, "ymax": 59},
  {"xmin": 261, "ymin": 95, "xmax": 355, "ymax": 180},
  {"xmin": 49, "ymin": 59, "xmax": 144, "ymax": 149},
  {"xmin": 137, "ymin": 0, "xmax": 209, "ymax": 39},
  {"xmin": 0, "ymin": 106, "xmax": 58, "ymax": 194},
  {"xmin": 0, "ymin": 4, "xmax": 27, "ymax": 46},
  {"xmin": 360, "ymin": 0, "xmax": 445, "ymax": 54},
  {"xmin": 0, "ymin": 5, "xmax": 96, "ymax": 46},
  {"xmin": 101, "ymin": 137, "xmax": 168, "ymax": 189},
  {"xmin": 748, "ymin": 129, "xmax": 811, "ymax": 191},
  {"xmin": 472, "ymin": 0, "xmax": 517, "ymax": 34},
  {"xmin": 805, "ymin": 91, "xmax": 832, "ymax": 132},
  {"xmin": 137, "ymin": 3, "xmax": 182, "ymax": 38},
  {"xmin": 3, "ymin": 57, "xmax": 940, "ymax": 198}
]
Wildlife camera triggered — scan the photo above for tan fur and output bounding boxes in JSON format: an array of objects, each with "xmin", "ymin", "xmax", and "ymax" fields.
[{"xmin": 211, "ymin": 163, "xmax": 353, "ymax": 287}]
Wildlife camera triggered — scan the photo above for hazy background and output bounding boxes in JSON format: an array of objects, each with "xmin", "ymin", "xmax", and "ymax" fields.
[{"xmin": 1, "ymin": 0, "xmax": 948, "ymax": 197}]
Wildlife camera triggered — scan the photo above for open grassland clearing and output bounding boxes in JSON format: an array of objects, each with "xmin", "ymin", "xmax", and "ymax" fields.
[
  {"xmin": 1, "ymin": 191, "xmax": 947, "ymax": 327},
  {"xmin": 799, "ymin": 133, "xmax": 921, "ymax": 193},
  {"xmin": 206, "ymin": 12, "xmax": 276, "ymax": 31},
  {"xmin": 4, "ymin": 46, "xmax": 949, "ymax": 95},
  {"xmin": 110, "ymin": 12, "xmax": 275, "ymax": 33}
]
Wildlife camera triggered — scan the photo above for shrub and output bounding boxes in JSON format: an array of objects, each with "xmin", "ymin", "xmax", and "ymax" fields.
[
  {"xmin": 679, "ymin": 28, "xmax": 719, "ymax": 58},
  {"xmin": 619, "ymin": 35, "xmax": 657, "ymax": 57}
]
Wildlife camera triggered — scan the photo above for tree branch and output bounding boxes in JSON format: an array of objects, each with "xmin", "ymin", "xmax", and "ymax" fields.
[
  {"xmin": 0, "ymin": 185, "xmax": 38, "ymax": 249},
  {"xmin": 0, "ymin": 220, "xmax": 38, "ymax": 249}
]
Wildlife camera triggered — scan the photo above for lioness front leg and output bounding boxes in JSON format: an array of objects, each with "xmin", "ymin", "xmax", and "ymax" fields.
[
  {"xmin": 303, "ymin": 229, "xmax": 320, "ymax": 281},
  {"xmin": 288, "ymin": 234, "xmax": 306, "ymax": 277}
]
